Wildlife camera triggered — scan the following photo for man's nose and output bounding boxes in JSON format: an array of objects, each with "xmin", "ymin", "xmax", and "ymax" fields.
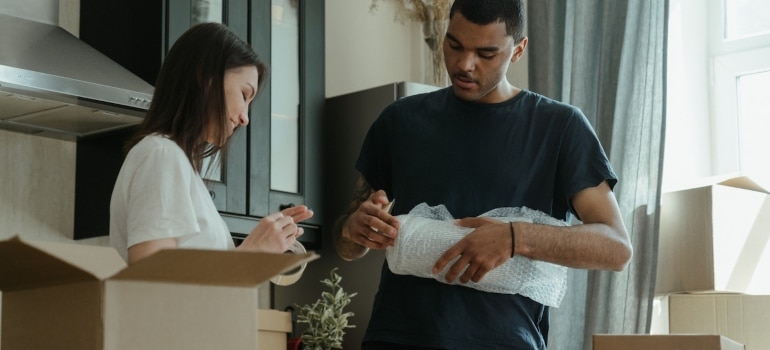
[{"xmin": 456, "ymin": 52, "xmax": 476, "ymax": 71}]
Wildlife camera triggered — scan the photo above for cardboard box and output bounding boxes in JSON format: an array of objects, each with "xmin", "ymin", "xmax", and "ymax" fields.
[
  {"xmin": 0, "ymin": 236, "xmax": 317, "ymax": 350},
  {"xmin": 256, "ymin": 309, "xmax": 292, "ymax": 349},
  {"xmin": 656, "ymin": 176, "xmax": 770, "ymax": 294},
  {"xmin": 593, "ymin": 334, "xmax": 744, "ymax": 350},
  {"xmin": 651, "ymin": 294, "xmax": 770, "ymax": 350}
]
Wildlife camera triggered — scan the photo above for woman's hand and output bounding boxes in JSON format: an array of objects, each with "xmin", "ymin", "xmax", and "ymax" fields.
[{"xmin": 237, "ymin": 205, "xmax": 314, "ymax": 253}]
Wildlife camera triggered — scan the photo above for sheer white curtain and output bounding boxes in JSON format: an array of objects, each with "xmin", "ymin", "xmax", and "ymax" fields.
[{"xmin": 527, "ymin": 1, "xmax": 667, "ymax": 349}]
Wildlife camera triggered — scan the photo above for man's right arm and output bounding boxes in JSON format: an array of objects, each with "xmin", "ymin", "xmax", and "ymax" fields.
[{"xmin": 333, "ymin": 176, "xmax": 371, "ymax": 260}]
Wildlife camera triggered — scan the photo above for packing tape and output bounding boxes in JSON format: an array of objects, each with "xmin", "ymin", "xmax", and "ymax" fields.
[{"xmin": 270, "ymin": 240, "xmax": 307, "ymax": 286}]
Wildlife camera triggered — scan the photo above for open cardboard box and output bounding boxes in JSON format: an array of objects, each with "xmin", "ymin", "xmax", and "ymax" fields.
[
  {"xmin": 593, "ymin": 334, "xmax": 744, "ymax": 350},
  {"xmin": 651, "ymin": 294, "xmax": 770, "ymax": 350},
  {"xmin": 656, "ymin": 176, "xmax": 770, "ymax": 294},
  {"xmin": 0, "ymin": 236, "xmax": 317, "ymax": 350}
]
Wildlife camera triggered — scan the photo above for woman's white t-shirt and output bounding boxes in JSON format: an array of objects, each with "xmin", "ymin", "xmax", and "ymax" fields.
[{"xmin": 109, "ymin": 134, "xmax": 234, "ymax": 261}]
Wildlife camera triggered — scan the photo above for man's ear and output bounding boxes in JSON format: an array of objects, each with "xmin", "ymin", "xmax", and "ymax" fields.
[{"xmin": 511, "ymin": 36, "xmax": 528, "ymax": 63}]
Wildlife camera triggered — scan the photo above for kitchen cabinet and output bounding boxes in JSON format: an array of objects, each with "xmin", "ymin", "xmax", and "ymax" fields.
[{"xmin": 77, "ymin": 0, "xmax": 323, "ymax": 247}]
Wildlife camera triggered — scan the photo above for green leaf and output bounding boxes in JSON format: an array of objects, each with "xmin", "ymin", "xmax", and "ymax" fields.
[{"xmin": 296, "ymin": 267, "xmax": 357, "ymax": 350}]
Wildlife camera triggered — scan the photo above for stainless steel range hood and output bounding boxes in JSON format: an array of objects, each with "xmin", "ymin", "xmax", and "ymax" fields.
[{"xmin": 0, "ymin": 13, "xmax": 153, "ymax": 141}]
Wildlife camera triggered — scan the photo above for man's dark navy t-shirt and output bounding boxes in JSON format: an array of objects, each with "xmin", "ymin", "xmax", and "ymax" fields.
[{"xmin": 355, "ymin": 88, "xmax": 617, "ymax": 349}]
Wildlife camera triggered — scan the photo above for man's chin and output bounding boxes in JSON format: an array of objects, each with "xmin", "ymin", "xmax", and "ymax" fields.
[{"xmin": 451, "ymin": 85, "xmax": 478, "ymax": 102}]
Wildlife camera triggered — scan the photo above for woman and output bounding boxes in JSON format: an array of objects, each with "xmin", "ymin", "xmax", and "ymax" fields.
[{"xmin": 109, "ymin": 22, "xmax": 312, "ymax": 263}]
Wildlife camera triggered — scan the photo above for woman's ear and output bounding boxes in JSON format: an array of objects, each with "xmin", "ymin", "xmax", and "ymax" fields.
[{"xmin": 195, "ymin": 64, "xmax": 216, "ymax": 89}]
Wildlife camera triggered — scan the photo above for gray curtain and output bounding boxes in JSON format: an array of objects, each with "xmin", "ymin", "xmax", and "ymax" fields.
[{"xmin": 527, "ymin": 1, "xmax": 667, "ymax": 350}]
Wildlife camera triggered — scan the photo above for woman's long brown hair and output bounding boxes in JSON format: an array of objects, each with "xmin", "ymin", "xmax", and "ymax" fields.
[{"xmin": 126, "ymin": 22, "xmax": 268, "ymax": 173}]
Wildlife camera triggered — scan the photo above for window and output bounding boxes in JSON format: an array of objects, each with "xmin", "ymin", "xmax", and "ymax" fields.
[
  {"xmin": 664, "ymin": 0, "xmax": 770, "ymax": 190},
  {"xmin": 736, "ymin": 69, "xmax": 770, "ymax": 182},
  {"xmin": 723, "ymin": 0, "xmax": 770, "ymax": 40}
]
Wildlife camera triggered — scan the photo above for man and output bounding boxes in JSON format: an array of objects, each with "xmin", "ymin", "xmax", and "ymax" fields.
[{"xmin": 333, "ymin": 0, "xmax": 633, "ymax": 349}]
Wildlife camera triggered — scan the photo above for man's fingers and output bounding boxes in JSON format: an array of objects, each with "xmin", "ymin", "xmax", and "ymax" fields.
[
  {"xmin": 433, "ymin": 242, "xmax": 463, "ymax": 275},
  {"xmin": 443, "ymin": 254, "xmax": 470, "ymax": 283},
  {"xmin": 350, "ymin": 221, "xmax": 392, "ymax": 249}
]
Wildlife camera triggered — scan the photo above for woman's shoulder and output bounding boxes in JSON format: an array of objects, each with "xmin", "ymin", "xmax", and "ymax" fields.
[
  {"xmin": 126, "ymin": 134, "xmax": 186, "ymax": 165},
  {"xmin": 131, "ymin": 134, "xmax": 180, "ymax": 151}
]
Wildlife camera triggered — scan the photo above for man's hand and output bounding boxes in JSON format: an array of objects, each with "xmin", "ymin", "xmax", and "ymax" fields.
[
  {"xmin": 432, "ymin": 217, "xmax": 512, "ymax": 284},
  {"xmin": 342, "ymin": 190, "xmax": 399, "ymax": 250}
]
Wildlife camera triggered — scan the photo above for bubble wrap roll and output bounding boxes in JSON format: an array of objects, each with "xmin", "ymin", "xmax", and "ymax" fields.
[{"xmin": 385, "ymin": 204, "xmax": 569, "ymax": 307}]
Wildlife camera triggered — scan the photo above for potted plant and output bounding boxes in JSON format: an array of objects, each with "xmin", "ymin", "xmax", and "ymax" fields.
[{"xmin": 296, "ymin": 267, "xmax": 357, "ymax": 350}]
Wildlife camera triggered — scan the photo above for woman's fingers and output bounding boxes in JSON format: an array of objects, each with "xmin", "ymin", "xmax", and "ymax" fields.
[{"xmin": 280, "ymin": 205, "xmax": 314, "ymax": 223}]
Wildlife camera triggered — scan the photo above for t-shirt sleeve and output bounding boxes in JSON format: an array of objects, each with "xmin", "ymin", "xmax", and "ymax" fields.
[
  {"xmin": 124, "ymin": 144, "xmax": 201, "ymax": 248},
  {"xmin": 557, "ymin": 108, "xmax": 618, "ymax": 212}
]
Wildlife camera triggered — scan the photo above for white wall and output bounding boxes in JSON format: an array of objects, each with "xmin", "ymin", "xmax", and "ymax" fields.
[
  {"xmin": 325, "ymin": 0, "xmax": 529, "ymax": 97},
  {"xmin": 325, "ymin": 0, "xmax": 423, "ymax": 97},
  {"xmin": 0, "ymin": 129, "xmax": 109, "ymax": 244},
  {"xmin": 0, "ymin": 130, "xmax": 75, "ymax": 241},
  {"xmin": 0, "ymin": 0, "xmax": 57, "ymax": 24}
]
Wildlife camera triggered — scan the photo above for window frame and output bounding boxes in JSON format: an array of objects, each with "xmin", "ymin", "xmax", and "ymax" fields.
[{"xmin": 708, "ymin": 0, "xmax": 770, "ymax": 180}]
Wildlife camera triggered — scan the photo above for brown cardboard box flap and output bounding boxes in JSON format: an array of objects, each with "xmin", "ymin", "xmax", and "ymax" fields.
[
  {"xmin": 665, "ymin": 174, "xmax": 769, "ymax": 194},
  {"xmin": 718, "ymin": 176, "xmax": 769, "ymax": 194},
  {"xmin": 111, "ymin": 248, "xmax": 319, "ymax": 286},
  {"xmin": 1, "ymin": 236, "xmax": 318, "ymax": 289},
  {"xmin": 0, "ymin": 236, "xmax": 104, "ymax": 291},
  {"xmin": 593, "ymin": 334, "xmax": 745, "ymax": 350},
  {"xmin": 25, "ymin": 239, "xmax": 127, "ymax": 279}
]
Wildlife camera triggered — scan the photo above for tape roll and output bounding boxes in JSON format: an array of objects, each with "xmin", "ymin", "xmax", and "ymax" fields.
[{"xmin": 270, "ymin": 240, "xmax": 307, "ymax": 286}]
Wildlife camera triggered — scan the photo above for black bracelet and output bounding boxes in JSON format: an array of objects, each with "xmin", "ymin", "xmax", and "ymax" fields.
[{"xmin": 509, "ymin": 222, "xmax": 516, "ymax": 258}]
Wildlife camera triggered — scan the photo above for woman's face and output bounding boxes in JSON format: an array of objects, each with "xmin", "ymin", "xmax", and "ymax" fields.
[{"xmin": 207, "ymin": 65, "xmax": 260, "ymax": 145}]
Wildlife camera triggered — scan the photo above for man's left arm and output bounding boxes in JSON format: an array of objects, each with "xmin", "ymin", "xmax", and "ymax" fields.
[
  {"xmin": 435, "ymin": 181, "xmax": 633, "ymax": 284},
  {"xmin": 514, "ymin": 180, "xmax": 633, "ymax": 271}
]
